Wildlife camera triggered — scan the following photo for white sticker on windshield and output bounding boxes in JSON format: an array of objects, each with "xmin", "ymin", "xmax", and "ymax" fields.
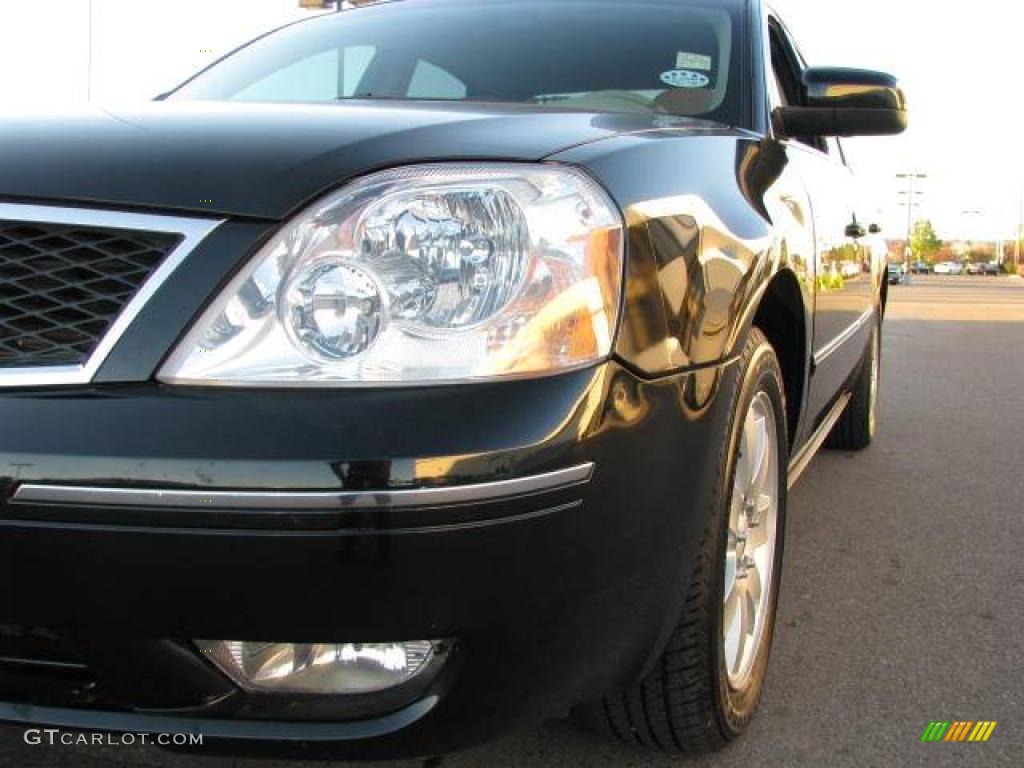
[
  {"xmin": 660, "ymin": 69, "xmax": 711, "ymax": 89},
  {"xmin": 676, "ymin": 52, "xmax": 713, "ymax": 71}
]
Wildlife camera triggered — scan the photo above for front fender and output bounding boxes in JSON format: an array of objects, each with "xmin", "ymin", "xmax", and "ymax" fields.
[{"xmin": 552, "ymin": 133, "xmax": 807, "ymax": 380}]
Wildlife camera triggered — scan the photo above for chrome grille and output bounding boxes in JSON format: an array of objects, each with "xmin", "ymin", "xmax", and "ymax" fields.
[{"xmin": 0, "ymin": 219, "xmax": 182, "ymax": 367}]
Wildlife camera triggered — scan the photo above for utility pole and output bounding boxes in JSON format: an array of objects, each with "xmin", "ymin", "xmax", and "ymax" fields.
[{"xmin": 897, "ymin": 172, "xmax": 926, "ymax": 283}]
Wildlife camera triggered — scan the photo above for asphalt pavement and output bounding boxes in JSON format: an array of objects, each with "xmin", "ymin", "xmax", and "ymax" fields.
[{"xmin": 3, "ymin": 275, "xmax": 1022, "ymax": 768}]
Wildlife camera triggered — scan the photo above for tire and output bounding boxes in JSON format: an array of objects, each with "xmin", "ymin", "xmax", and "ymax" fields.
[
  {"xmin": 825, "ymin": 313, "xmax": 880, "ymax": 451},
  {"xmin": 573, "ymin": 328, "xmax": 788, "ymax": 755}
]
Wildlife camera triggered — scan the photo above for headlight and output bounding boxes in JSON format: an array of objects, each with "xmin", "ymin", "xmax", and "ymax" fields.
[{"xmin": 159, "ymin": 164, "xmax": 623, "ymax": 386}]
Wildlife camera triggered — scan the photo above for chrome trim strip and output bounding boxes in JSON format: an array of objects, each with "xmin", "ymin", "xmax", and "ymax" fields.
[
  {"xmin": 0, "ymin": 499, "xmax": 585, "ymax": 535},
  {"xmin": 0, "ymin": 203, "xmax": 225, "ymax": 388},
  {"xmin": 10, "ymin": 463, "xmax": 595, "ymax": 511},
  {"xmin": 812, "ymin": 308, "xmax": 875, "ymax": 368},
  {"xmin": 787, "ymin": 392, "xmax": 851, "ymax": 490},
  {"xmin": 0, "ymin": 656, "xmax": 89, "ymax": 672}
]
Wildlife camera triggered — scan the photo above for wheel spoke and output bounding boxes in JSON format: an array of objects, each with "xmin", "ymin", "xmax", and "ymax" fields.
[
  {"xmin": 748, "ymin": 491, "xmax": 772, "ymax": 529},
  {"xmin": 743, "ymin": 412, "xmax": 768, "ymax": 494},
  {"xmin": 734, "ymin": 441, "xmax": 750, "ymax": 497},
  {"xmin": 729, "ymin": 485, "xmax": 744, "ymax": 531},
  {"xmin": 724, "ymin": 548, "xmax": 738, "ymax": 602},
  {"xmin": 745, "ymin": 558, "xmax": 764, "ymax": 618},
  {"xmin": 742, "ymin": 580, "xmax": 756, "ymax": 637},
  {"xmin": 734, "ymin": 582, "xmax": 754, "ymax": 672},
  {"xmin": 723, "ymin": 585, "xmax": 743, "ymax": 673},
  {"xmin": 746, "ymin": 512, "xmax": 769, "ymax": 550}
]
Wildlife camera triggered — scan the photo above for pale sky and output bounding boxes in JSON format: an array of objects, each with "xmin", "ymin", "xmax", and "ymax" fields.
[{"xmin": 1, "ymin": 0, "xmax": 1021, "ymax": 242}]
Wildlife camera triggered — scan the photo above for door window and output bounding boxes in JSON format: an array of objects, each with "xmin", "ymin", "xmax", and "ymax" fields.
[
  {"xmin": 408, "ymin": 60, "xmax": 467, "ymax": 100},
  {"xmin": 827, "ymin": 137, "xmax": 848, "ymax": 166},
  {"xmin": 768, "ymin": 21, "xmax": 826, "ymax": 153}
]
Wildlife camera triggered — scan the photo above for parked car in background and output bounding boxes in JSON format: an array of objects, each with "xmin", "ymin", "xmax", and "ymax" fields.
[
  {"xmin": 982, "ymin": 261, "xmax": 1001, "ymax": 276},
  {"xmin": 888, "ymin": 263, "xmax": 906, "ymax": 284},
  {"xmin": 934, "ymin": 261, "xmax": 963, "ymax": 275},
  {"xmin": 840, "ymin": 260, "xmax": 862, "ymax": 278},
  {"xmin": 965, "ymin": 262, "xmax": 984, "ymax": 275},
  {"xmin": 0, "ymin": 0, "xmax": 907, "ymax": 758},
  {"xmin": 910, "ymin": 260, "xmax": 931, "ymax": 274}
]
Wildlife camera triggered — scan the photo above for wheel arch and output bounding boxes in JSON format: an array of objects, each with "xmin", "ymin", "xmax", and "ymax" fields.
[{"xmin": 749, "ymin": 267, "xmax": 808, "ymax": 450}]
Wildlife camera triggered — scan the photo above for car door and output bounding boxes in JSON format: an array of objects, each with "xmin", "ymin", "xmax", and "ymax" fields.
[{"xmin": 768, "ymin": 18, "xmax": 875, "ymax": 425}]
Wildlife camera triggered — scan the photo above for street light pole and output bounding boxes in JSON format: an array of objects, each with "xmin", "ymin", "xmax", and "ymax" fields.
[{"xmin": 897, "ymin": 172, "xmax": 926, "ymax": 283}]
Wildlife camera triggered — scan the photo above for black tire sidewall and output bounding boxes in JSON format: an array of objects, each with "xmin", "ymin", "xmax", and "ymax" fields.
[{"xmin": 711, "ymin": 333, "xmax": 789, "ymax": 738}]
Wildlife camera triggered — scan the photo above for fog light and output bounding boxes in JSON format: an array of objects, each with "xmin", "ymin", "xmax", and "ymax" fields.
[{"xmin": 195, "ymin": 639, "xmax": 448, "ymax": 694}]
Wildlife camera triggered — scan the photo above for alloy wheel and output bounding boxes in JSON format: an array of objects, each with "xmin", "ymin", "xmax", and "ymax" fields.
[{"xmin": 723, "ymin": 391, "xmax": 780, "ymax": 690}]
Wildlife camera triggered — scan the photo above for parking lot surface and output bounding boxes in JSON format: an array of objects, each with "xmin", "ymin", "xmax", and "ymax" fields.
[{"xmin": 3, "ymin": 275, "xmax": 1022, "ymax": 768}]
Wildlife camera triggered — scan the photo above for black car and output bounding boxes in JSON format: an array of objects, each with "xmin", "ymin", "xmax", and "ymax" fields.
[
  {"xmin": 0, "ymin": 0, "xmax": 906, "ymax": 759},
  {"xmin": 911, "ymin": 260, "xmax": 932, "ymax": 274},
  {"xmin": 888, "ymin": 263, "xmax": 906, "ymax": 284},
  {"xmin": 982, "ymin": 261, "xmax": 1002, "ymax": 276}
]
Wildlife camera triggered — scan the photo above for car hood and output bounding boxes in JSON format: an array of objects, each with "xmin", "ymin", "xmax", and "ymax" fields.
[{"xmin": 0, "ymin": 101, "xmax": 723, "ymax": 221}]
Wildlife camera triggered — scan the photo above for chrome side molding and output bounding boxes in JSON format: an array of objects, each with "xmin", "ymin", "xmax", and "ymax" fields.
[
  {"xmin": 812, "ymin": 308, "xmax": 875, "ymax": 368},
  {"xmin": 10, "ymin": 463, "xmax": 595, "ymax": 511},
  {"xmin": 787, "ymin": 392, "xmax": 851, "ymax": 490}
]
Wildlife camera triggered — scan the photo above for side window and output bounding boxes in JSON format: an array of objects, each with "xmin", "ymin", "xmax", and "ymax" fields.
[
  {"xmin": 768, "ymin": 26, "xmax": 800, "ymax": 107},
  {"xmin": 826, "ymin": 137, "xmax": 846, "ymax": 165},
  {"xmin": 407, "ymin": 60, "xmax": 467, "ymax": 100},
  {"xmin": 766, "ymin": 58, "xmax": 786, "ymax": 111},
  {"xmin": 340, "ymin": 46, "xmax": 377, "ymax": 98},
  {"xmin": 768, "ymin": 22, "xmax": 826, "ymax": 153},
  {"xmin": 232, "ymin": 46, "xmax": 377, "ymax": 102}
]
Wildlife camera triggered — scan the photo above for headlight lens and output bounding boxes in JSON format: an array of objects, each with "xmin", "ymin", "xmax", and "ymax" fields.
[{"xmin": 159, "ymin": 164, "xmax": 623, "ymax": 386}]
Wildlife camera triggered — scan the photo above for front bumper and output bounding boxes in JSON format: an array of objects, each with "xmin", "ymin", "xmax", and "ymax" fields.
[{"xmin": 0, "ymin": 361, "xmax": 736, "ymax": 759}]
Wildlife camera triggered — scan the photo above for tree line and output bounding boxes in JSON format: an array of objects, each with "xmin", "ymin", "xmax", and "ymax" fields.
[{"xmin": 905, "ymin": 220, "xmax": 1020, "ymax": 270}]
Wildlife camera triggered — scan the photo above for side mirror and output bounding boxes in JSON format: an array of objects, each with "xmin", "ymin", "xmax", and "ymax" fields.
[
  {"xmin": 845, "ymin": 221, "xmax": 867, "ymax": 239},
  {"xmin": 777, "ymin": 67, "xmax": 908, "ymax": 138}
]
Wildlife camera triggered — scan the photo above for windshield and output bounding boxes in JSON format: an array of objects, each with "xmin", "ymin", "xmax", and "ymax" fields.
[{"xmin": 169, "ymin": 0, "xmax": 744, "ymax": 124}]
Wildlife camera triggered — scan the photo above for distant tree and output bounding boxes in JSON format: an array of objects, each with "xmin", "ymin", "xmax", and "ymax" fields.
[
  {"xmin": 967, "ymin": 245, "xmax": 994, "ymax": 262},
  {"xmin": 910, "ymin": 220, "xmax": 942, "ymax": 261}
]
